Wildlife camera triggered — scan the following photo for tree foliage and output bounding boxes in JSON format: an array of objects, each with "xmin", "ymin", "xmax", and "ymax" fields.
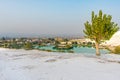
[{"xmin": 83, "ymin": 10, "xmax": 119, "ymax": 56}]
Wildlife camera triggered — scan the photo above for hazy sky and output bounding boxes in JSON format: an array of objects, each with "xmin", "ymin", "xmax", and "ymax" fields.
[{"xmin": 0, "ymin": 0, "xmax": 120, "ymax": 37}]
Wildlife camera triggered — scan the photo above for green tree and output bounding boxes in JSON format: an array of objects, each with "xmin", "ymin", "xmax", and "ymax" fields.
[{"xmin": 83, "ymin": 10, "xmax": 119, "ymax": 56}]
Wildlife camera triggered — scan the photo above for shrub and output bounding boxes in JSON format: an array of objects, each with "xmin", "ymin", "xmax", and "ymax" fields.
[
  {"xmin": 114, "ymin": 46, "xmax": 120, "ymax": 54},
  {"xmin": 24, "ymin": 42, "xmax": 33, "ymax": 50},
  {"xmin": 68, "ymin": 50, "xmax": 74, "ymax": 53},
  {"xmin": 46, "ymin": 50, "xmax": 52, "ymax": 52}
]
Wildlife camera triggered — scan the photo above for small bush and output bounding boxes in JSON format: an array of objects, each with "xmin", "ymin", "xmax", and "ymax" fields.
[
  {"xmin": 113, "ymin": 46, "xmax": 120, "ymax": 54},
  {"xmin": 24, "ymin": 42, "xmax": 33, "ymax": 50},
  {"xmin": 68, "ymin": 50, "xmax": 74, "ymax": 53},
  {"xmin": 46, "ymin": 50, "xmax": 52, "ymax": 52}
]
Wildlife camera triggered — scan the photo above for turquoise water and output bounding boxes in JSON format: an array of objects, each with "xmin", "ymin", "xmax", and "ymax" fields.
[
  {"xmin": 73, "ymin": 47, "xmax": 108, "ymax": 54},
  {"xmin": 35, "ymin": 46, "xmax": 109, "ymax": 55}
]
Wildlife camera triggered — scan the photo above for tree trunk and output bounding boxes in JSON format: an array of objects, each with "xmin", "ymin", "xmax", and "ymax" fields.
[{"xmin": 95, "ymin": 42, "xmax": 100, "ymax": 56}]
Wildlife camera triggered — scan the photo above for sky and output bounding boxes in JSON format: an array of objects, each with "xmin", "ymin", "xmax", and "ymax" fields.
[{"xmin": 0, "ymin": 0, "xmax": 120, "ymax": 37}]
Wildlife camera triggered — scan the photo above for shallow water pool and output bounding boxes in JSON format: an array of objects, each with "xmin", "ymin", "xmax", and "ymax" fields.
[{"xmin": 35, "ymin": 46, "xmax": 109, "ymax": 55}]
